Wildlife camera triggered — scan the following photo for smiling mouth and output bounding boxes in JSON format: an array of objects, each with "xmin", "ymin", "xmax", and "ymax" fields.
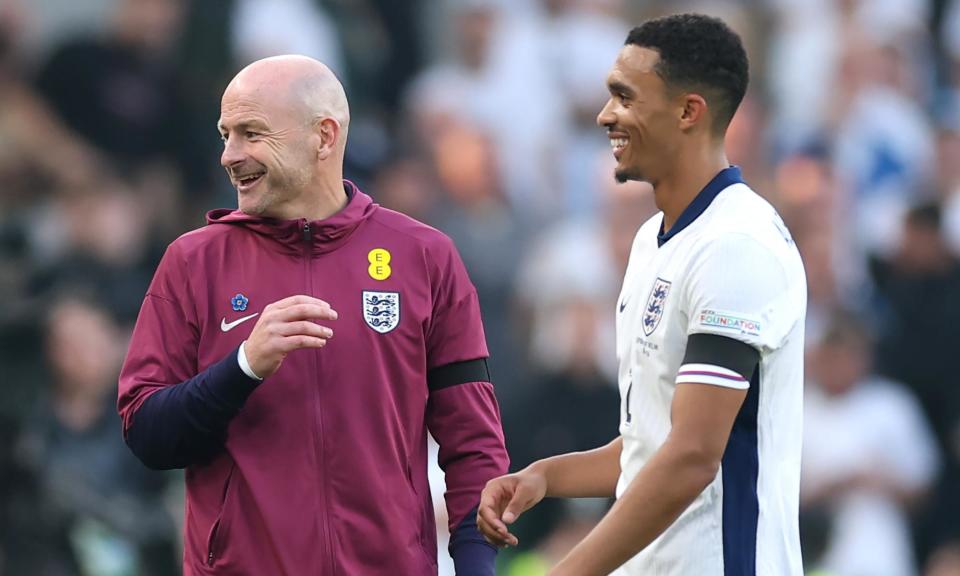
[
  {"xmin": 610, "ymin": 137, "xmax": 629, "ymax": 159},
  {"xmin": 235, "ymin": 171, "xmax": 265, "ymax": 190}
]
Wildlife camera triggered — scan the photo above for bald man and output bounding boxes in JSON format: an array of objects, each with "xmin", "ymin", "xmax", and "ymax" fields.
[{"xmin": 118, "ymin": 56, "xmax": 509, "ymax": 575}]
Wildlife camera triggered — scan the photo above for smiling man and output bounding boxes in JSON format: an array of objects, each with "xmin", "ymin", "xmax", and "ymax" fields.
[
  {"xmin": 478, "ymin": 14, "xmax": 807, "ymax": 576},
  {"xmin": 118, "ymin": 55, "xmax": 508, "ymax": 575}
]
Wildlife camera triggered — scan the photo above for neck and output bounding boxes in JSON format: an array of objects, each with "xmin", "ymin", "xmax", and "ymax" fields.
[
  {"xmin": 654, "ymin": 141, "xmax": 729, "ymax": 233},
  {"xmin": 303, "ymin": 174, "xmax": 349, "ymax": 221},
  {"xmin": 273, "ymin": 173, "xmax": 348, "ymax": 221}
]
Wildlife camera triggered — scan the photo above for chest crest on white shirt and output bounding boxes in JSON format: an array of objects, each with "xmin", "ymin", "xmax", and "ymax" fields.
[{"xmin": 642, "ymin": 277, "xmax": 672, "ymax": 336}]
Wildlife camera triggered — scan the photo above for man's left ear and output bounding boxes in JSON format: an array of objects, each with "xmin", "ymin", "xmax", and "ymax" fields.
[
  {"xmin": 679, "ymin": 94, "xmax": 708, "ymax": 131},
  {"xmin": 316, "ymin": 117, "xmax": 340, "ymax": 160}
]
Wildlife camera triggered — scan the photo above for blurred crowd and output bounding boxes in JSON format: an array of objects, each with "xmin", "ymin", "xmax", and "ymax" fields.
[{"xmin": 2, "ymin": 0, "xmax": 960, "ymax": 574}]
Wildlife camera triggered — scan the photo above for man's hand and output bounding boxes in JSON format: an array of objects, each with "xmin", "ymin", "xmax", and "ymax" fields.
[
  {"xmin": 244, "ymin": 295, "xmax": 337, "ymax": 378},
  {"xmin": 476, "ymin": 467, "xmax": 548, "ymax": 547}
]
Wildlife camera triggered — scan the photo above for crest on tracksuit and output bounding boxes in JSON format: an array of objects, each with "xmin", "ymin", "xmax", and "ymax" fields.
[
  {"xmin": 642, "ymin": 278, "xmax": 672, "ymax": 336},
  {"xmin": 363, "ymin": 291, "xmax": 400, "ymax": 333}
]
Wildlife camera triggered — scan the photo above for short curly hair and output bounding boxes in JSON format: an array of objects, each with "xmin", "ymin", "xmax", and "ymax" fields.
[{"xmin": 626, "ymin": 13, "xmax": 748, "ymax": 133}]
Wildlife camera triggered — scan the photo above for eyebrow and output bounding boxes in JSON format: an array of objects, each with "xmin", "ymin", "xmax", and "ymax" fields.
[
  {"xmin": 217, "ymin": 119, "xmax": 269, "ymax": 134},
  {"xmin": 607, "ymin": 80, "xmax": 635, "ymax": 98}
]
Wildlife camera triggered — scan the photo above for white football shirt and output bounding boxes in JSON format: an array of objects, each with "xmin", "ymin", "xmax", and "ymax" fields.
[{"xmin": 612, "ymin": 167, "xmax": 806, "ymax": 576}]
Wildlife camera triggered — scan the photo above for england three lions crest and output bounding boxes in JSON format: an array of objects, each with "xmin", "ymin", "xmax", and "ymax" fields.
[
  {"xmin": 363, "ymin": 291, "xmax": 400, "ymax": 334},
  {"xmin": 642, "ymin": 278, "xmax": 672, "ymax": 336}
]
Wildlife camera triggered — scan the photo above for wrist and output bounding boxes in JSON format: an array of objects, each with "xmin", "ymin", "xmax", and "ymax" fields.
[
  {"xmin": 238, "ymin": 341, "xmax": 264, "ymax": 381},
  {"xmin": 526, "ymin": 459, "xmax": 552, "ymax": 496}
]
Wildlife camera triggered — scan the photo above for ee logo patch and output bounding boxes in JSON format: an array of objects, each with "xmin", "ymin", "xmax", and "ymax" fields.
[{"xmin": 368, "ymin": 248, "xmax": 392, "ymax": 280}]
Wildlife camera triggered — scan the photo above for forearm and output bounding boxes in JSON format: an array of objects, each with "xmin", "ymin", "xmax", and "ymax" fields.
[
  {"xmin": 428, "ymin": 370, "xmax": 506, "ymax": 575},
  {"xmin": 532, "ymin": 436, "xmax": 622, "ymax": 499},
  {"xmin": 552, "ymin": 439, "xmax": 717, "ymax": 576},
  {"xmin": 125, "ymin": 346, "xmax": 261, "ymax": 469},
  {"xmin": 428, "ymin": 373, "xmax": 509, "ymax": 530}
]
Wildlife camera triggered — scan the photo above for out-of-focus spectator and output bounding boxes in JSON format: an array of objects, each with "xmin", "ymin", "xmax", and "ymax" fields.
[
  {"xmin": 405, "ymin": 0, "xmax": 565, "ymax": 221},
  {"xmin": 543, "ymin": 0, "xmax": 628, "ymax": 217},
  {"xmin": 27, "ymin": 185, "xmax": 165, "ymax": 325},
  {"xmin": 34, "ymin": 0, "xmax": 197, "ymax": 191},
  {"xmin": 874, "ymin": 204, "xmax": 960, "ymax": 447},
  {"xmin": 230, "ymin": 0, "xmax": 344, "ymax": 72},
  {"xmin": 427, "ymin": 119, "xmax": 527, "ymax": 397},
  {"xmin": 873, "ymin": 203, "xmax": 960, "ymax": 560},
  {"xmin": 370, "ymin": 155, "xmax": 438, "ymax": 224},
  {"xmin": 834, "ymin": 42, "xmax": 936, "ymax": 259},
  {"xmin": 7, "ymin": 294, "xmax": 178, "ymax": 576},
  {"xmin": 803, "ymin": 311, "xmax": 939, "ymax": 576}
]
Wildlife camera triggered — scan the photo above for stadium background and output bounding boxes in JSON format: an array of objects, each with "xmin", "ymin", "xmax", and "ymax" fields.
[{"xmin": 1, "ymin": 0, "xmax": 960, "ymax": 574}]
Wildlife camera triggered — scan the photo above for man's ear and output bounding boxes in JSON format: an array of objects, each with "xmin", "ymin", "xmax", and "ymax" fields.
[
  {"xmin": 315, "ymin": 117, "xmax": 341, "ymax": 160},
  {"xmin": 678, "ymin": 93, "xmax": 708, "ymax": 132}
]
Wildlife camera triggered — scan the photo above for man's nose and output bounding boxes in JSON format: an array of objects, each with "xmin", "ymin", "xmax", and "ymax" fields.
[
  {"xmin": 221, "ymin": 137, "xmax": 245, "ymax": 168},
  {"xmin": 597, "ymin": 98, "xmax": 616, "ymax": 128}
]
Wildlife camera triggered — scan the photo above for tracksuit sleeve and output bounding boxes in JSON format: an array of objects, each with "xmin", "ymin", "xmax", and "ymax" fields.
[
  {"xmin": 118, "ymin": 242, "xmax": 261, "ymax": 470},
  {"xmin": 123, "ymin": 344, "xmax": 261, "ymax": 470},
  {"xmin": 427, "ymin": 376, "xmax": 506, "ymax": 575},
  {"xmin": 424, "ymin": 238, "xmax": 509, "ymax": 575}
]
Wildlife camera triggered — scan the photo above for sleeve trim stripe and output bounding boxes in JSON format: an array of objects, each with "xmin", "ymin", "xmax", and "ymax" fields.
[
  {"xmin": 677, "ymin": 363, "xmax": 745, "ymax": 380},
  {"xmin": 679, "ymin": 370, "xmax": 745, "ymax": 382},
  {"xmin": 676, "ymin": 363, "xmax": 750, "ymax": 390},
  {"xmin": 428, "ymin": 358, "xmax": 490, "ymax": 392}
]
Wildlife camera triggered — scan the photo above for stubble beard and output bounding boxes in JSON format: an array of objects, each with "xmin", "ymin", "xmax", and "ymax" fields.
[
  {"xmin": 240, "ymin": 166, "xmax": 313, "ymax": 218},
  {"xmin": 615, "ymin": 165, "xmax": 644, "ymax": 184}
]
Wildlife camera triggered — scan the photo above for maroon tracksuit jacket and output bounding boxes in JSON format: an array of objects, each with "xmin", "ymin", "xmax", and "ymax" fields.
[{"xmin": 118, "ymin": 183, "xmax": 508, "ymax": 575}]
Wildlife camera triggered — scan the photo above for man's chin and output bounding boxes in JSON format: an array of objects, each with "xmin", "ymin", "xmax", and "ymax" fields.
[
  {"xmin": 614, "ymin": 167, "xmax": 642, "ymax": 184},
  {"xmin": 238, "ymin": 195, "xmax": 269, "ymax": 216}
]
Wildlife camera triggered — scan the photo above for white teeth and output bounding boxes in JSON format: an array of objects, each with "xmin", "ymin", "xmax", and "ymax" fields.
[
  {"xmin": 610, "ymin": 138, "xmax": 628, "ymax": 149},
  {"xmin": 238, "ymin": 172, "xmax": 264, "ymax": 184}
]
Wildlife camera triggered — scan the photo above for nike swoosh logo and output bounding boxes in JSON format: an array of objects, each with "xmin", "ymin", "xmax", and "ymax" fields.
[
  {"xmin": 221, "ymin": 312, "xmax": 259, "ymax": 332},
  {"xmin": 620, "ymin": 299, "xmax": 628, "ymax": 313}
]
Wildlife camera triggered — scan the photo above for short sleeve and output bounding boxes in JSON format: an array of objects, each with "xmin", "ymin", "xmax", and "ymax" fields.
[{"xmin": 682, "ymin": 233, "xmax": 798, "ymax": 352}]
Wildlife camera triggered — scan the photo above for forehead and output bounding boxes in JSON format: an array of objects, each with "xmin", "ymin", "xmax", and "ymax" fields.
[
  {"xmin": 607, "ymin": 45, "xmax": 663, "ymax": 90},
  {"xmin": 218, "ymin": 79, "xmax": 296, "ymax": 129}
]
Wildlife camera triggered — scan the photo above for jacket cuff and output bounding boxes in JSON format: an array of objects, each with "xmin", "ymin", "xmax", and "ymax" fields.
[{"xmin": 449, "ymin": 505, "xmax": 497, "ymax": 576}]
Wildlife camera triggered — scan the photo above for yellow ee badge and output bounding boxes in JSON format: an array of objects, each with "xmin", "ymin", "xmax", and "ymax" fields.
[{"xmin": 367, "ymin": 248, "xmax": 392, "ymax": 280}]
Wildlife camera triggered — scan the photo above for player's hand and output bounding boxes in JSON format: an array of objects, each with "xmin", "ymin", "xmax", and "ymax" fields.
[
  {"xmin": 476, "ymin": 467, "xmax": 547, "ymax": 547},
  {"xmin": 244, "ymin": 295, "xmax": 337, "ymax": 378}
]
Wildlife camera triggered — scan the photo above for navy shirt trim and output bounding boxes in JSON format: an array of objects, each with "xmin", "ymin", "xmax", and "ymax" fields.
[
  {"xmin": 721, "ymin": 365, "xmax": 761, "ymax": 575},
  {"xmin": 657, "ymin": 166, "xmax": 745, "ymax": 247}
]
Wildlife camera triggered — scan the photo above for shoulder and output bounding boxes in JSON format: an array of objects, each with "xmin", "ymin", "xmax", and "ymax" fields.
[
  {"xmin": 367, "ymin": 207, "xmax": 458, "ymax": 254},
  {"xmin": 693, "ymin": 185, "xmax": 802, "ymax": 270},
  {"xmin": 166, "ymin": 223, "xmax": 234, "ymax": 259},
  {"xmin": 706, "ymin": 185, "xmax": 782, "ymax": 236}
]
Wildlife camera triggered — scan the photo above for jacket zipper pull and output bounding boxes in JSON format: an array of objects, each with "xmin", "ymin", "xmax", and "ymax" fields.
[{"xmin": 302, "ymin": 221, "xmax": 311, "ymax": 244}]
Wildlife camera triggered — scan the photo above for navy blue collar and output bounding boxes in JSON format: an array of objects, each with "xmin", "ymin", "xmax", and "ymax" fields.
[{"xmin": 657, "ymin": 166, "xmax": 744, "ymax": 247}]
